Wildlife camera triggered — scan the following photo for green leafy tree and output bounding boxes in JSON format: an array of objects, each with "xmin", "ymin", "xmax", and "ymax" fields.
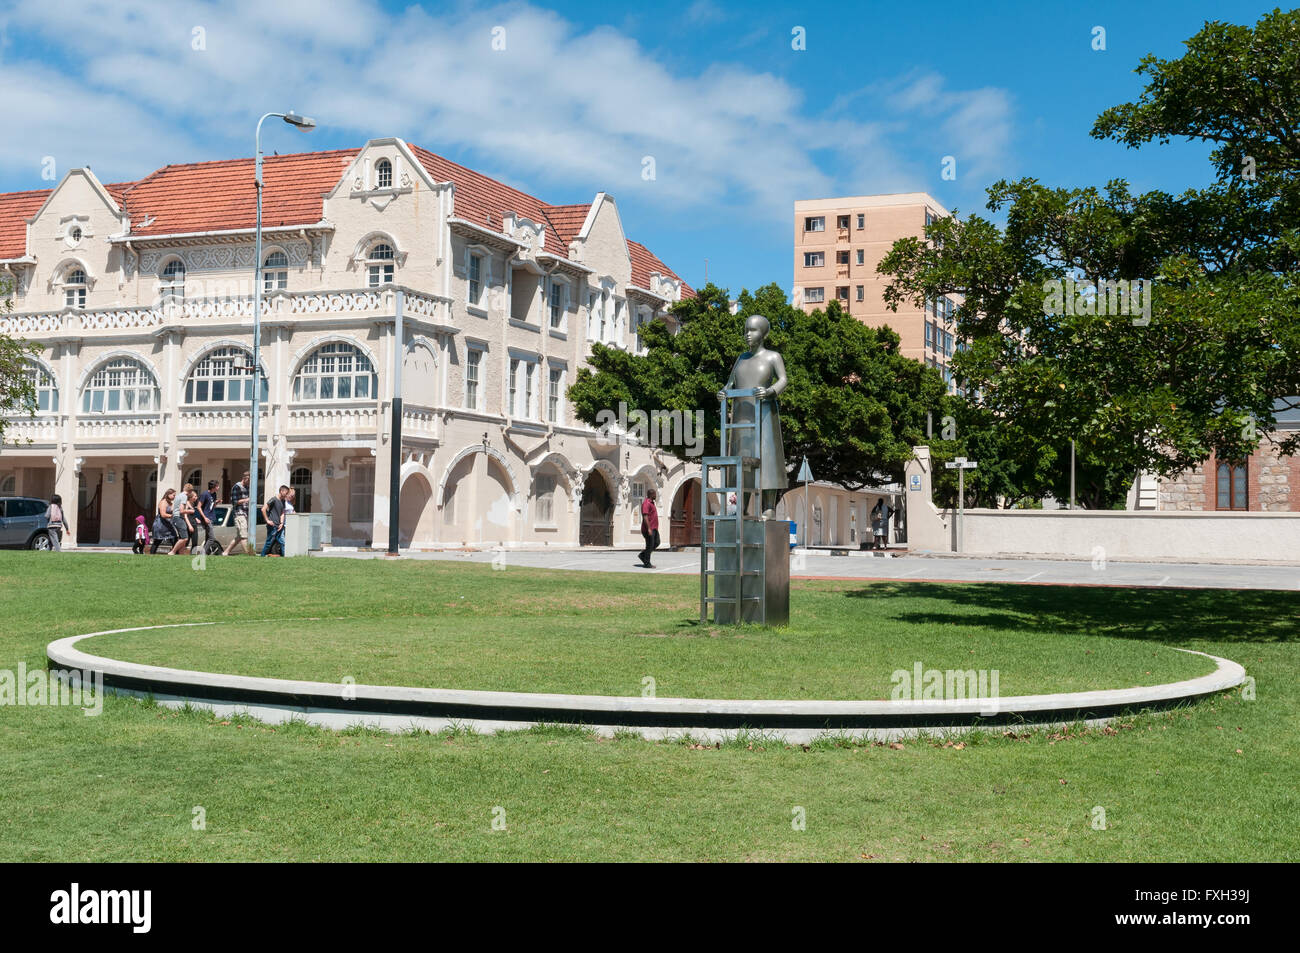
[
  {"xmin": 568, "ymin": 282, "xmax": 948, "ymax": 491},
  {"xmin": 880, "ymin": 9, "xmax": 1300, "ymax": 497},
  {"xmin": 0, "ymin": 276, "xmax": 38, "ymax": 444}
]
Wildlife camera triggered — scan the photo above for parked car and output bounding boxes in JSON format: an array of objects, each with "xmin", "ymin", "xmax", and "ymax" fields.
[
  {"xmin": 0, "ymin": 497, "xmax": 54, "ymax": 550},
  {"xmin": 205, "ymin": 503, "xmax": 273, "ymax": 555}
]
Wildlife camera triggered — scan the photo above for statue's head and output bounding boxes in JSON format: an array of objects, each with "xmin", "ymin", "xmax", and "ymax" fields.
[{"xmin": 744, "ymin": 314, "xmax": 770, "ymax": 349}]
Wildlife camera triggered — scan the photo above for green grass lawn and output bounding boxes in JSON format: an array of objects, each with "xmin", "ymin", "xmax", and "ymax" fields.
[
  {"xmin": 1, "ymin": 551, "xmax": 1295, "ymax": 862},
  {"xmin": 85, "ymin": 578, "xmax": 1214, "ymax": 699}
]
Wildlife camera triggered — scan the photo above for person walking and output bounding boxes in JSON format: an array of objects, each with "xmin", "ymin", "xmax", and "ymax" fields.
[
  {"xmin": 225, "ymin": 471, "xmax": 251, "ymax": 555},
  {"xmin": 871, "ymin": 498, "xmax": 892, "ymax": 551},
  {"xmin": 44, "ymin": 494, "xmax": 69, "ymax": 551},
  {"xmin": 638, "ymin": 487, "xmax": 660, "ymax": 568},
  {"xmin": 132, "ymin": 515, "xmax": 149, "ymax": 554},
  {"xmin": 180, "ymin": 488, "xmax": 200, "ymax": 553},
  {"xmin": 152, "ymin": 489, "xmax": 182, "ymax": 555},
  {"xmin": 196, "ymin": 479, "xmax": 219, "ymax": 553},
  {"xmin": 260, "ymin": 485, "xmax": 289, "ymax": 557}
]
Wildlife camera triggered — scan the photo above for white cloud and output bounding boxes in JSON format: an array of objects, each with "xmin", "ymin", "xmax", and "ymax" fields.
[{"xmin": 0, "ymin": 0, "xmax": 1013, "ymax": 223}]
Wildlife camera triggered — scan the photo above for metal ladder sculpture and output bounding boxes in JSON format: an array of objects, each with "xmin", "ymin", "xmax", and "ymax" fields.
[{"xmin": 700, "ymin": 387, "xmax": 766, "ymax": 623}]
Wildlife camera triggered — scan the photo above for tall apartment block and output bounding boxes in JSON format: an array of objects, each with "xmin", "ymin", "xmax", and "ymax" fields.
[{"xmin": 793, "ymin": 193, "xmax": 957, "ymax": 388}]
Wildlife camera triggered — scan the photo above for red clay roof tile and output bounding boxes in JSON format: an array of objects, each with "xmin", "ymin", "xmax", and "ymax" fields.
[
  {"xmin": 119, "ymin": 149, "xmax": 359, "ymax": 236},
  {"xmin": 0, "ymin": 144, "xmax": 691, "ymax": 296},
  {"xmin": 0, "ymin": 189, "xmax": 50, "ymax": 260}
]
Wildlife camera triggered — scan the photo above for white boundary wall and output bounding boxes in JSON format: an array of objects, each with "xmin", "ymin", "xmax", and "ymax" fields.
[{"xmin": 903, "ymin": 446, "xmax": 1300, "ymax": 562}]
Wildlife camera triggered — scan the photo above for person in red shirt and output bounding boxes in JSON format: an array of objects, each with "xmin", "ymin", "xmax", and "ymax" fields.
[{"xmin": 639, "ymin": 488, "xmax": 660, "ymax": 568}]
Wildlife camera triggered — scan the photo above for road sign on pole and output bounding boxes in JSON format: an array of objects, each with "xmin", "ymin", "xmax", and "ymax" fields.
[{"xmin": 944, "ymin": 457, "xmax": 979, "ymax": 553}]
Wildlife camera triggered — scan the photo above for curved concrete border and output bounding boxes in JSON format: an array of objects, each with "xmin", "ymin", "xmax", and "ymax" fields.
[{"xmin": 47, "ymin": 622, "xmax": 1248, "ymax": 743}]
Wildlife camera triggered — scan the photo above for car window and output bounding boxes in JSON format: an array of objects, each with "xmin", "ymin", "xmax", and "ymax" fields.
[
  {"xmin": 212, "ymin": 505, "xmax": 230, "ymax": 524},
  {"xmin": 19, "ymin": 500, "xmax": 46, "ymax": 518},
  {"xmin": 0, "ymin": 500, "xmax": 7, "ymax": 517}
]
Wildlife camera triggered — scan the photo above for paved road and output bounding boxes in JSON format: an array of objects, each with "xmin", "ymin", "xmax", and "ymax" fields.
[{"xmin": 317, "ymin": 547, "xmax": 1300, "ymax": 591}]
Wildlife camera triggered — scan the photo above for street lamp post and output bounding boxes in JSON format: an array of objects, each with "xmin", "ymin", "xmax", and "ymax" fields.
[{"xmin": 250, "ymin": 110, "xmax": 315, "ymax": 555}]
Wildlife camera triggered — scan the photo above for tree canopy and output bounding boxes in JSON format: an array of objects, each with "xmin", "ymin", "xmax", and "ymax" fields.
[
  {"xmin": 880, "ymin": 8, "xmax": 1300, "ymax": 489},
  {"xmin": 568, "ymin": 282, "xmax": 948, "ymax": 490},
  {"xmin": 0, "ymin": 277, "xmax": 38, "ymax": 444}
]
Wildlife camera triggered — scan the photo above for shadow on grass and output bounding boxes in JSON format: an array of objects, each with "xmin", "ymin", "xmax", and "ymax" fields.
[{"xmin": 843, "ymin": 582, "xmax": 1299, "ymax": 646}]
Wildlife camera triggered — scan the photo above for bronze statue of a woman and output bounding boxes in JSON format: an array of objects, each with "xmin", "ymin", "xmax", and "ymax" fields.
[{"xmin": 718, "ymin": 314, "xmax": 788, "ymax": 517}]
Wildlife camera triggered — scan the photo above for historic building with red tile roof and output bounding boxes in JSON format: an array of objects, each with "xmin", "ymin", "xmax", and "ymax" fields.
[{"xmin": 0, "ymin": 137, "xmax": 700, "ymax": 550}]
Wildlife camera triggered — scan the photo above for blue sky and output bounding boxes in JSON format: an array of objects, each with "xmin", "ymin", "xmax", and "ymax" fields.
[{"xmin": 0, "ymin": 0, "xmax": 1278, "ymax": 293}]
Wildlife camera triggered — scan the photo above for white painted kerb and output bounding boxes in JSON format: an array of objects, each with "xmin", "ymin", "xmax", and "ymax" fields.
[{"xmin": 46, "ymin": 622, "xmax": 1247, "ymax": 742}]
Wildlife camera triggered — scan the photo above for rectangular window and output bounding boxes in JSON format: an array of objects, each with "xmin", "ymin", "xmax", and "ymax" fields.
[
  {"xmin": 925, "ymin": 322, "xmax": 934, "ymax": 348},
  {"xmin": 836, "ymin": 286, "xmax": 849, "ymax": 300},
  {"xmin": 836, "ymin": 215, "xmax": 850, "ymax": 229},
  {"xmin": 349, "ymin": 463, "xmax": 375, "ymax": 523},
  {"xmin": 856, "ymin": 249, "xmax": 864, "ymax": 266},
  {"xmin": 856, "ymin": 213, "xmax": 864, "ymax": 229},
  {"xmin": 508, "ymin": 359, "xmax": 518, "ymax": 416},
  {"xmin": 836, "ymin": 250, "xmax": 849, "ymax": 265},
  {"xmin": 466, "ymin": 348, "xmax": 481, "ymax": 409},
  {"xmin": 856, "ymin": 285, "xmax": 864, "ymax": 302},
  {"xmin": 469, "ymin": 254, "xmax": 483, "ymax": 306},
  {"xmin": 1216, "ymin": 462, "xmax": 1248, "ymax": 510},
  {"xmin": 803, "ymin": 287, "xmax": 824, "ymax": 303},
  {"xmin": 804, "ymin": 216, "xmax": 824, "ymax": 232},
  {"xmin": 549, "ymin": 280, "xmax": 564, "ymax": 328},
  {"xmin": 548, "ymin": 367, "xmax": 563, "ymax": 423},
  {"xmin": 803, "ymin": 252, "xmax": 824, "ymax": 267},
  {"xmin": 525, "ymin": 360, "xmax": 537, "ymax": 418}
]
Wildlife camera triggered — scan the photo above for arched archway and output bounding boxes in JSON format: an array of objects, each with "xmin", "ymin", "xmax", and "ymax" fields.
[
  {"xmin": 399, "ymin": 471, "xmax": 434, "ymax": 547},
  {"xmin": 579, "ymin": 469, "xmax": 613, "ymax": 546},
  {"xmin": 670, "ymin": 477, "xmax": 701, "ymax": 546},
  {"xmin": 436, "ymin": 447, "xmax": 519, "ymax": 546}
]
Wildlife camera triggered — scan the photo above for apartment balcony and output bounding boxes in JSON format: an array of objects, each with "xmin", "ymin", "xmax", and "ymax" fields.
[
  {"xmin": 177, "ymin": 408, "xmax": 266, "ymax": 436},
  {"xmin": 0, "ymin": 287, "xmax": 451, "ymax": 341},
  {"xmin": 75, "ymin": 415, "xmax": 161, "ymax": 444},
  {"xmin": 836, "ymin": 227, "xmax": 851, "ymax": 242},
  {"xmin": 836, "ymin": 264, "xmax": 850, "ymax": 278},
  {"xmin": 3, "ymin": 417, "xmax": 61, "ymax": 446},
  {"xmin": 287, "ymin": 406, "xmax": 382, "ymax": 441}
]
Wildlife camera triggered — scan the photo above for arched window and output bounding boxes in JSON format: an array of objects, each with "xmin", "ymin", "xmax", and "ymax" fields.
[
  {"xmin": 81, "ymin": 356, "xmax": 159, "ymax": 414},
  {"xmin": 64, "ymin": 268, "xmax": 88, "ymax": 309},
  {"xmin": 262, "ymin": 250, "xmax": 288, "ymax": 293},
  {"xmin": 184, "ymin": 347, "xmax": 268, "ymax": 405},
  {"xmin": 293, "ymin": 342, "xmax": 376, "ymax": 402},
  {"xmin": 160, "ymin": 259, "xmax": 185, "ymax": 303},
  {"xmin": 0, "ymin": 475, "xmax": 15, "ymax": 494},
  {"xmin": 25, "ymin": 361, "xmax": 59, "ymax": 413},
  {"xmin": 185, "ymin": 468, "xmax": 203, "ymax": 490},
  {"xmin": 375, "ymin": 158, "xmax": 393, "ymax": 189},
  {"xmin": 290, "ymin": 466, "xmax": 312, "ymax": 512},
  {"xmin": 366, "ymin": 243, "xmax": 394, "ymax": 288}
]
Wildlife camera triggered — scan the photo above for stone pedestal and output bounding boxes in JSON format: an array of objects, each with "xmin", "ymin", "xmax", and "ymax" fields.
[{"xmin": 712, "ymin": 518, "xmax": 789, "ymax": 625}]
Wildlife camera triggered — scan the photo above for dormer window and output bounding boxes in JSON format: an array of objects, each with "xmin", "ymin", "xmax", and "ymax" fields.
[
  {"xmin": 64, "ymin": 269, "xmax": 87, "ymax": 309},
  {"xmin": 263, "ymin": 250, "xmax": 289, "ymax": 292},
  {"xmin": 367, "ymin": 243, "xmax": 394, "ymax": 288},
  {"xmin": 376, "ymin": 158, "xmax": 393, "ymax": 189},
  {"xmin": 160, "ymin": 259, "xmax": 185, "ymax": 303}
]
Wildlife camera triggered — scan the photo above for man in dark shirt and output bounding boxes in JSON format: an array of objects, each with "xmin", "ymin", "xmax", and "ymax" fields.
[
  {"xmin": 260, "ymin": 485, "xmax": 290, "ymax": 557},
  {"xmin": 196, "ymin": 480, "xmax": 218, "ymax": 549}
]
